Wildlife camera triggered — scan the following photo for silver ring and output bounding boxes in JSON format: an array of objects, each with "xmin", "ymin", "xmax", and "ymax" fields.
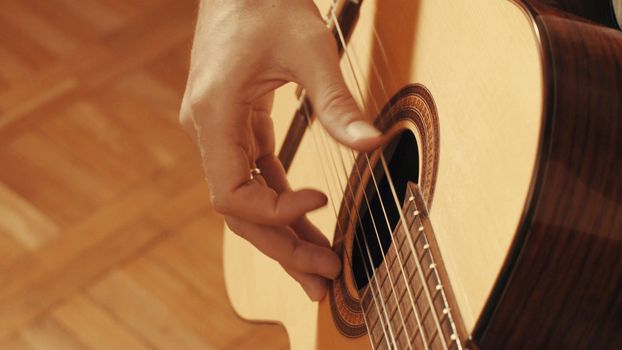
[{"xmin": 250, "ymin": 167, "xmax": 261, "ymax": 180}]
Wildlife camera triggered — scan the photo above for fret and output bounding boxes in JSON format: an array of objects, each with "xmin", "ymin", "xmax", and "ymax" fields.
[
  {"xmin": 432, "ymin": 288, "xmax": 447, "ymax": 320},
  {"xmin": 420, "ymin": 303, "xmax": 437, "ymax": 340},
  {"xmin": 362, "ymin": 287, "xmax": 374, "ymax": 309},
  {"xmin": 364, "ymin": 292, "xmax": 380, "ymax": 329},
  {"xmin": 370, "ymin": 310, "xmax": 393, "ymax": 349},
  {"xmin": 394, "ymin": 270, "xmax": 408, "ymax": 302},
  {"xmin": 389, "ymin": 251, "xmax": 404, "ymax": 283},
  {"xmin": 440, "ymin": 311, "xmax": 459, "ymax": 349},
  {"xmin": 420, "ymin": 249, "xmax": 433, "ymax": 272},
  {"xmin": 371, "ymin": 324, "xmax": 386, "ymax": 348},
  {"xmin": 398, "ymin": 237, "xmax": 414, "ymax": 271},
  {"xmin": 404, "ymin": 308, "xmax": 424, "ymax": 348},
  {"xmin": 396, "ymin": 332, "xmax": 408, "ymax": 349},
  {"xmin": 414, "ymin": 229, "xmax": 428, "ymax": 256},
  {"xmin": 374, "ymin": 333, "xmax": 387, "ymax": 350},
  {"xmin": 404, "ymin": 250, "xmax": 418, "ymax": 281},
  {"xmin": 364, "ymin": 286, "xmax": 395, "ymax": 349},
  {"xmin": 378, "ymin": 269, "xmax": 392, "ymax": 298},
  {"xmin": 386, "ymin": 288, "xmax": 399, "ymax": 321},
  {"xmin": 427, "ymin": 330, "xmax": 445, "ymax": 350}
]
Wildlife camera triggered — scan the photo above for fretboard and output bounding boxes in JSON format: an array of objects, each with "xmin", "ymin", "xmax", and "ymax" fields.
[{"xmin": 360, "ymin": 183, "xmax": 466, "ymax": 350}]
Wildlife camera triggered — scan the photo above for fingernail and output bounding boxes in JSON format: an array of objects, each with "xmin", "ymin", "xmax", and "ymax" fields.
[{"xmin": 345, "ymin": 120, "xmax": 382, "ymax": 141}]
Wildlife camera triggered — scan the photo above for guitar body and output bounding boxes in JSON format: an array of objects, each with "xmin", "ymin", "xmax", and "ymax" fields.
[{"xmin": 223, "ymin": 0, "xmax": 622, "ymax": 349}]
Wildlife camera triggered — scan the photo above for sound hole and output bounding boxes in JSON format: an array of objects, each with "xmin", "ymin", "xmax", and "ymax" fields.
[{"xmin": 352, "ymin": 130, "xmax": 420, "ymax": 290}]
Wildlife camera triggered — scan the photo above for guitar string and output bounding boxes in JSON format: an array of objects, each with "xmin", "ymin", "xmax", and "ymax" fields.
[
  {"xmin": 378, "ymin": 156, "xmax": 448, "ymax": 349},
  {"xmin": 303, "ymin": 99, "xmax": 396, "ymax": 348},
  {"xmin": 294, "ymin": 5, "xmax": 403, "ymax": 347},
  {"xmin": 351, "ymin": 27, "xmax": 450, "ymax": 350},
  {"xmin": 328, "ymin": 4, "xmax": 448, "ymax": 348},
  {"xmin": 368, "ymin": 25, "xmax": 462, "ymax": 349},
  {"xmin": 347, "ymin": 28, "xmax": 448, "ymax": 349},
  {"xmin": 326, "ymin": 4, "xmax": 429, "ymax": 348},
  {"xmin": 319, "ymin": 49, "xmax": 418, "ymax": 350},
  {"xmin": 300, "ymin": 97, "xmax": 393, "ymax": 349},
  {"xmin": 314, "ymin": 111, "xmax": 408, "ymax": 349},
  {"xmin": 289, "ymin": 1, "xmax": 448, "ymax": 347},
  {"xmin": 329, "ymin": 10, "xmax": 433, "ymax": 349},
  {"xmin": 323, "ymin": 5, "xmax": 415, "ymax": 348}
]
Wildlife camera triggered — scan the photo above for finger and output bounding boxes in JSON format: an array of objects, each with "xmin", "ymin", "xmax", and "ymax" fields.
[
  {"xmin": 284, "ymin": 267, "xmax": 329, "ymax": 301},
  {"xmin": 287, "ymin": 28, "xmax": 384, "ymax": 151},
  {"xmin": 291, "ymin": 217, "xmax": 331, "ymax": 248},
  {"xmin": 253, "ymin": 143, "xmax": 332, "ymax": 249},
  {"xmin": 192, "ymin": 95, "xmax": 326, "ymax": 226},
  {"xmin": 226, "ymin": 217, "xmax": 341, "ymax": 279}
]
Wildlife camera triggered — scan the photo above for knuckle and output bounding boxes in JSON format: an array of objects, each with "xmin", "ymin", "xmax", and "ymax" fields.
[
  {"xmin": 178, "ymin": 105, "xmax": 193, "ymax": 130},
  {"xmin": 210, "ymin": 193, "xmax": 232, "ymax": 215},
  {"xmin": 185, "ymin": 78, "xmax": 223, "ymax": 121},
  {"xmin": 300, "ymin": 24, "xmax": 333, "ymax": 45}
]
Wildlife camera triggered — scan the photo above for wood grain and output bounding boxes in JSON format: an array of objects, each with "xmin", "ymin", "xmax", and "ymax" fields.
[
  {"xmin": 224, "ymin": 1, "xmax": 547, "ymax": 348},
  {"xmin": 473, "ymin": 1, "xmax": 622, "ymax": 348},
  {"xmin": 0, "ymin": 0, "xmax": 288, "ymax": 349}
]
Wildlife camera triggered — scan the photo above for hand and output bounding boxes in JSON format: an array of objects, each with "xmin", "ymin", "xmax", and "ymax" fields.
[{"xmin": 179, "ymin": 0, "xmax": 383, "ymax": 301}]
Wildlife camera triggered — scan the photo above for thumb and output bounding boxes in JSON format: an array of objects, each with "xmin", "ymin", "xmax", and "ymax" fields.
[{"xmin": 291, "ymin": 30, "xmax": 383, "ymax": 151}]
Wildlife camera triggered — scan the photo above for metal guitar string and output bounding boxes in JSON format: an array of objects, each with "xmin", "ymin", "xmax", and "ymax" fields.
[
  {"xmin": 327, "ymin": 7, "xmax": 431, "ymax": 349},
  {"xmin": 370, "ymin": 23, "xmax": 463, "ymax": 350},
  {"xmin": 324, "ymin": 5, "xmax": 417, "ymax": 348},
  {"xmin": 299, "ymin": 97, "xmax": 393, "ymax": 349},
  {"xmin": 313, "ymin": 104, "xmax": 409, "ymax": 349},
  {"xmin": 364, "ymin": 26, "xmax": 462, "ymax": 350},
  {"xmin": 367, "ymin": 24, "xmax": 463, "ymax": 349},
  {"xmin": 301, "ymin": 97, "xmax": 393, "ymax": 347},
  {"xmin": 342, "ymin": 25, "xmax": 449, "ymax": 350},
  {"xmin": 350, "ymin": 16, "xmax": 465, "ymax": 349},
  {"xmin": 327, "ymin": 4, "xmax": 431, "ymax": 348},
  {"xmin": 328, "ymin": 3, "xmax": 449, "ymax": 348}
]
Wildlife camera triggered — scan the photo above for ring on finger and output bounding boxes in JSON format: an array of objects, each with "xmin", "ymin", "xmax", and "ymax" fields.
[{"xmin": 250, "ymin": 167, "xmax": 262, "ymax": 180}]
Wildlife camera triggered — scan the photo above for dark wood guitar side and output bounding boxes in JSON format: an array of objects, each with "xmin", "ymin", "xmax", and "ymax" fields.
[
  {"xmin": 540, "ymin": 0, "xmax": 621, "ymax": 29},
  {"xmin": 472, "ymin": 1, "xmax": 622, "ymax": 349}
]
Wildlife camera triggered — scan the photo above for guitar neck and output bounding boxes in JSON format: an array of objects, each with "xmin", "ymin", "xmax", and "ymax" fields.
[{"xmin": 359, "ymin": 183, "xmax": 467, "ymax": 350}]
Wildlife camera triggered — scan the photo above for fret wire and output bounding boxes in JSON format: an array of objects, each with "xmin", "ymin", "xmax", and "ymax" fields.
[
  {"xmin": 390, "ymin": 201, "xmax": 448, "ymax": 344},
  {"xmin": 386, "ymin": 200, "xmax": 419, "ymax": 270},
  {"xmin": 409, "ymin": 189, "xmax": 462, "ymax": 350},
  {"xmin": 407, "ymin": 187, "xmax": 463, "ymax": 349},
  {"xmin": 379, "ymin": 156, "xmax": 449, "ymax": 350},
  {"xmin": 426, "ymin": 329, "xmax": 440, "ymax": 349},
  {"xmin": 299, "ymin": 95, "xmax": 388, "ymax": 350}
]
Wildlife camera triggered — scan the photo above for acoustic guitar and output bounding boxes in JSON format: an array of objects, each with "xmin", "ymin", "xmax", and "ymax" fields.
[{"xmin": 223, "ymin": 0, "xmax": 622, "ymax": 348}]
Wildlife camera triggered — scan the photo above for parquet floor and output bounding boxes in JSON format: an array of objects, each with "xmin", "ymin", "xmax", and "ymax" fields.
[{"xmin": 0, "ymin": 1, "xmax": 288, "ymax": 349}]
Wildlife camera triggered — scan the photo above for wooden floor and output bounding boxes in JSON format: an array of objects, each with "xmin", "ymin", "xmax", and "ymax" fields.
[{"xmin": 0, "ymin": 0, "xmax": 288, "ymax": 349}]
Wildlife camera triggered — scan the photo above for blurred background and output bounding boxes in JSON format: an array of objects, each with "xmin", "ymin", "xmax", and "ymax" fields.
[{"xmin": 0, "ymin": 0, "xmax": 287, "ymax": 348}]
